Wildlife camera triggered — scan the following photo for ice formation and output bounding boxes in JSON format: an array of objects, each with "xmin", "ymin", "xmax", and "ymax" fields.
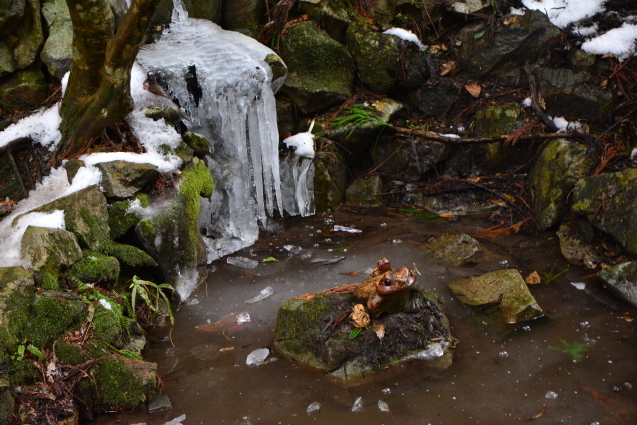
[
  {"xmin": 383, "ymin": 28, "xmax": 427, "ymax": 51},
  {"xmin": 281, "ymin": 132, "xmax": 316, "ymax": 217},
  {"xmin": 137, "ymin": 1, "xmax": 310, "ymax": 264}
]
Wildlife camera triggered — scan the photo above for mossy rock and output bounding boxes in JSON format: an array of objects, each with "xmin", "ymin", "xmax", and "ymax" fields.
[
  {"xmin": 345, "ymin": 175, "xmax": 384, "ymax": 207},
  {"xmin": 107, "ymin": 200, "xmax": 140, "ymax": 240},
  {"xmin": 0, "ymin": 66, "xmax": 47, "ymax": 111},
  {"xmin": 299, "ymin": 0, "xmax": 350, "ymax": 44},
  {"xmin": 222, "ymin": 0, "xmax": 264, "ymax": 35},
  {"xmin": 571, "ymin": 168, "xmax": 637, "ymax": 254},
  {"xmin": 0, "ymin": 41, "xmax": 16, "ymax": 76},
  {"xmin": 474, "ymin": 103, "xmax": 524, "ymax": 138},
  {"xmin": 55, "ymin": 342, "xmax": 83, "ymax": 366},
  {"xmin": 279, "ymin": 20, "xmax": 354, "ymax": 115},
  {"xmin": 40, "ymin": 0, "xmax": 72, "ymax": 79},
  {"xmin": 0, "ymin": 386, "xmax": 14, "ymax": 425},
  {"xmin": 182, "ymin": 0, "xmax": 222, "ymax": 23},
  {"xmin": 425, "ymin": 233, "xmax": 487, "ymax": 267},
  {"xmin": 529, "ymin": 139, "xmax": 598, "ymax": 231},
  {"xmin": 0, "ymin": 267, "xmax": 34, "ymax": 329},
  {"xmin": 91, "ymin": 355, "xmax": 156, "ymax": 411},
  {"xmin": 70, "ymin": 251, "xmax": 120, "ymax": 285},
  {"xmin": 597, "ymin": 261, "xmax": 637, "ymax": 308},
  {"xmin": 22, "ymin": 294, "xmax": 87, "ymax": 347},
  {"xmin": 346, "ymin": 23, "xmax": 399, "ymax": 94},
  {"xmin": 274, "ymin": 291, "xmax": 454, "ymax": 380},
  {"xmin": 182, "ymin": 131, "xmax": 211, "ymax": 157},
  {"xmin": 447, "ymin": 269, "xmax": 544, "ymax": 323},
  {"xmin": 94, "ymin": 161, "xmax": 159, "ymax": 198},
  {"xmin": 313, "ymin": 158, "xmax": 343, "ymax": 212}
]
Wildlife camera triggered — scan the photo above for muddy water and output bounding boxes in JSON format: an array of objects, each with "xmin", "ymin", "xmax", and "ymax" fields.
[{"xmin": 103, "ymin": 209, "xmax": 637, "ymax": 425}]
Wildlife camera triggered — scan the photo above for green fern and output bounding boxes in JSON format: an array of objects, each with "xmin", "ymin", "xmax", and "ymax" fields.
[{"xmin": 330, "ymin": 105, "xmax": 392, "ymax": 139}]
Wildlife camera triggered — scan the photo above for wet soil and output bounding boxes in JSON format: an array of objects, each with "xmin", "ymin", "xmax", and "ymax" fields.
[{"xmin": 99, "ymin": 208, "xmax": 637, "ymax": 425}]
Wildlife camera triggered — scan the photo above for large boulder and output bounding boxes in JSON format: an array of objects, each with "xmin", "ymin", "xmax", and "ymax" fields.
[
  {"xmin": 299, "ymin": 0, "xmax": 350, "ymax": 44},
  {"xmin": 529, "ymin": 139, "xmax": 598, "ymax": 231},
  {"xmin": 425, "ymin": 233, "xmax": 487, "ymax": 267},
  {"xmin": 448, "ymin": 269, "xmax": 544, "ymax": 323},
  {"xmin": 0, "ymin": 0, "xmax": 25, "ymax": 35},
  {"xmin": 183, "ymin": 0, "xmax": 222, "ymax": 24},
  {"xmin": 279, "ymin": 21, "xmax": 354, "ymax": 115},
  {"xmin": 0, "ymin": 266, "xmax": 33, "ymax": 328},
  {"xmin": 314, "ymin": 140, "xmax": 347, "ymax": 212},
  {"xmin": 222, "ymin": 0, "xmax": 263, "ymax": 37},
  {"xmin": 571, "ymin": 169, "xmax": 637, "ymax": 255},
  {"xmin": 346, "ymin": 175, "xmax": 384, "ymax": 207},
  {"xmin": 346, "ymin": 24, "xmax": 399, "ymax": 94},
  {"xmin": 40, "ymin": 0, "xmax": 72, "ymax": 79},
  {"xmin": 11, "ymin": 0, "xmax": 43, "ymax": 69},
  {"xmin": 273, "ymin": 291, "xmax": 454, "ymax": 381},
  {"xmin": 0, "ymin": 66, "xmax": 47, "ymax": 112},
  {"xmin": 457, "ymin": 10, "xmax": 560, "ymax": 79},
  {"xmin": 597, "ymin": 261, "xmax": 637, "ymax": 308}
]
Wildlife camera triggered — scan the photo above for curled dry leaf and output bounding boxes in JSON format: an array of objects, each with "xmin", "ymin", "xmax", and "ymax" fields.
[
  {"xmin": 525, "ymin": 271, "xmax": 541, "ymax": 285},
  {"xmin": 440, "ymin": 61, "xmax": 458, "ymax": 76},
  {"xmin": 373, "ymin": 323, "xmax": 385, "ymax": 340},
  {"xmin": 465, "ymin": 83, "xmax": 482, "ymax": 98},
  {"xmin": 350, "ymin": 304, "xmax": 371, "ymax": 328}
]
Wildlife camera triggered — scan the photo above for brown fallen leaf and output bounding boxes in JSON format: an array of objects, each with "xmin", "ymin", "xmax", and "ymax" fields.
[
  {"xmin": 465, "ymin": 83, "xmax": 481, "ymax": 98},
  {"xmin": 219, "ymin": 347, "xmax": 234, "ymax": 352},
  {"xmin": 440, "ymin": 61, "xmax": 458, "ymax": 76},
  {"xmin": 504, "ymin": 16, "xmax": 520, "ymax": 25},
  {"xmin": 294, "ymin": 293, "xmax": 316, "ymax": 300},
  {"xmin": 618, "ymin": 316, "xmax": 634, "ymax": 322},
  {"xmin": 373, "ymin": 323, "xmax": 385, "ymax": 340},
  {"xmin": 525, "ymin": 271, "xmax": 541, "ymax": 285},
  {"xmin": 195, "ymin": 312, "xmax": 246, "ymax": 333},
  {"xmin": 346, "ymin": 271, "xmax": 362, "ymax": 276}
]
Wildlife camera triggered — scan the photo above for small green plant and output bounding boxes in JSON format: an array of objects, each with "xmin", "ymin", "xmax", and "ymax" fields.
[
  {"xmin": 330, "ymin": 105, "xmax": 392, "ymax": 139},
  {"xmin": 600, "ymin": 101, "xmax": 612, "ymax": 114},
  {"xmin": 128, "ymin": 275, "xmax": 174, "ymax": 326},
  {"xmin": 11, "ymin": 341, "xmax": 44, "ymax": 361},
  {"xmin": 549, "ymin": 339, "xmax": 590, "ymax": 363},
  {"xmin": 262, "ymin": 257, "xmax": 278, "ymax": 262},
  {"xmin": 540, "ymin": 263, "xmax": 569, "ymax": 284},
  {"xmin": 349, "ymin": 327, "xmax": 362, "ymax": 340}
]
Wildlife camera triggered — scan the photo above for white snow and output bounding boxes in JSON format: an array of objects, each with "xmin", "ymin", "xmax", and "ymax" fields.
[
  {"xmin": 0, "ymin": 104, "xmax": 62, "ymax": 151},
  {"xmin": 582, "ymin": 23, "xmax": 637, "ymax": 61},
  {"xmin": 383, "ymin": 28, "xmax": 427, "ymax": 51},
  {"xmin": 510, "ymin": 7, "xmax": 526, "ymax": 16},
  {"xmin": 551, "ymin": 116, "xmax": 582, "ymax": 133},
  {"xmin": 283, "ymin": 132, "xmax": 315, "ymax": 158},
  {"xmin": 572, "ymin": 23, "xmax": 598, "ymax": 37},
  {"xmin": 522, "ymin": 97, "xmax": 532, "ymax": 107},
  {"xmin": 521, "ymin": 0, "xmax": 605, "ymax": 29},
  {"xmin": 99, "ymin": 298, "xmax": 112, "ymax": 310}
]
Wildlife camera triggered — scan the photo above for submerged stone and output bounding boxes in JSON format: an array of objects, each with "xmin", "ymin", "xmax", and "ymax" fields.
[
  {"xmin": 447, "ymin": 269, "xmax": 544, "ymax": 323},
  {"xmin": 346, "ymin": 175, "xmax": 384, "ymax": 207},
  {"xmin": 529, "ymin": 139, "xmax": 598, "ymax": 231},
  {"xmin": 571, "ymin": 168, "xmax": 637, "ymax": 255},
  {"xmin": 556, "ymin": 221, "xmax": 605, "ymax": 268},
  {"xmin": 273, "ymin": 291, "xmax": 454, "ymax": 381},
  {"xmin": 597, "ymin": 261, "xmax": 637, "ymax": 308},
  {"xmin": 425, "ymin": 233, "xmax": 485, "ymax": 267}
]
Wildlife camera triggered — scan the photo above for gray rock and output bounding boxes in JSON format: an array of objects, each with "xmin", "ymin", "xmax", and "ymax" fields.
[
  {"xmin": 314, "ymin": 158, "xmax": 343, "ymax": 212},
  {"xmin": 447, "ymin": 269, "xmax": 544, "ymax": 323},
  {"xmin": 572, "ymin": 168, "xmax": 637, "ymax": 255},
  {"xmin": 148, "ymin": 393, "xmax": 172, "ymax": 414},
  {"xmin": 279, "ymin": 21, "xmax": 354, "ymax": 115},
  {"xmin": 457, "ymin": 10, "xmax": 560, "ymax": 79},
  {"xmin": 425, "ymin": 233, "xmax": 484, "ymax": 267},
  {"xmin": 63, "ymin": 159, "xmax": 85, "ymax": 184},
  {"xmin": 21, "ymin": 226, "xmax": 82, "ymax": 271},
  {"xmin": 222, "ymin": 0, "xmax": 263, "ymax": 37},
  {"xmin": 529, "ymin": 139, "xmax": 598, "ymax": 231},
  {"xmin": 0, "ymin": 0, "xmax": 25, "ymax": 35},
  {"xmin": 474, "ymin": 103, "xmax": 524, "ymax": 138},
  {"xmin": 276, "ymin": 98, "xmax": 298, "ymax": 137},
  {"xmin": 183, "ymin": 0, "xmax": 222, "ymax": 23},
  {"xmin": 447, "ymin": 0, "xmax": 490, "ymax": 14},
  {"xmin": 534, "ymin": 67, "xmax": 612, "ymax": 118},
  {"xmin": 13, "ymin": 0, "xmax": 43, "ymax": 69},
  {"xmin": 40, "ymin": 0, "xmax": 72, "ymax": 79},
  {"xmin": 597, "ymin": 261, "xmax": 637, "ymax": 308},
  {"xmin": 410, "ymin": 79, "xmax": 457, "ymax": 117},
  {"xmin": 557, "ymin": 221, "xmax": 605, "ymax": 268},
  {"xmin": 346, "ymin": 24, "xmax": 399, "ymax": 94},
  {"xmin": 0, "ymin": 66, "xmax": 47, "ymax": 112},
  {"xmin": 0, "ymin": 41, "xmax": 16, "ymax": 76},
  {"xmin": 299, "ymin": 0, "xmax": 350, "ymax": 44},
  {"xmin": 274, "ymin": 291, "xmax": 454, "ymax": 382},
  {"xmin": 346, "ymin": 175, "xmax": 384, "ymax": 207},
  {"xmin": 94, "ymin": 161, "xmax": 160, "ymax": 198}
]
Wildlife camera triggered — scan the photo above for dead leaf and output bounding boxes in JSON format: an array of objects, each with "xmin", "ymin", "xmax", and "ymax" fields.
[
  {"xmin": 346, "ymin": 271, "xmax": 362, "ymax": 276},
  {"xmin": 438, "ymin": 213, "xmax": 456, "ymax": 218},
  {"xmin": 618, "ymin": 316, "xmax": 634, "ymax": 322},
  {"xmin": 373, "ymin": 323, "xmax": 385, "ymax": 340},
  {"xmin": 600, "ymin": 79, "xmax": 608, "ymax": 90},
  {"xmin": 440, "ymin": 61, "xmax": 458, "ymax": 76},
  {"xmin": 465, "ymin": 83, "xmax": 482, "ymax": 98},
  {"xmin": 294, "ymin": 293, "xmax": 316, "ymax": 300},
  {"xmin": 350, "ymin": 304, "xmax": 370, "ymax": 328},
  {"xmin": 219, "ymin": 347, "xmax": 234, "ymax": 352},
  {"xmin": 504, "ymin": 16, "xmax": 520, "ymax": 25},
  {"xmin": 538, "ymin": 94, "xmax": 546, "ymax": 109},
  {"xmin": 525, "ymin": 271, "xmax": 541, "ymax": 285}
]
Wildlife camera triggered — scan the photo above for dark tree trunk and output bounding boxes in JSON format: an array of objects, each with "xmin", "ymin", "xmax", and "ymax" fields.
[{"xmin": 52, "ymin": 0, "xmax": 161, "ymax": 161}]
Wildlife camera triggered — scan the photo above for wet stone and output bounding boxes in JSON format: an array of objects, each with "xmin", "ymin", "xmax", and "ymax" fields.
[
  {"xmin": 425, "ymin": 233, "xmax": 484, "ymax": 267},
  {"xmin": 597, "ymin": 261, "xmax": 637, "ymax": 308},
  {"xmin": 148, "ymin": 393, "xmax": 172, "ymax": 414}
]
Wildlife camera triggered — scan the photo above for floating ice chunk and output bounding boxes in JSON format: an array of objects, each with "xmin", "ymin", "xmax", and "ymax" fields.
[
  {"xmin": 499, "ymin": 351, "xmax": 509, "ymax": 358},
  {"xmin": 383, "ymin": 28, "xmax": 427, "ymax": 51},
  {"xmin": 580, "ymin": 321, "xmax": 590, "ymax": 328},
  {"xmin": 186, "ymin": 298, "xmax": 199, "ymax": 305},
  {"xmin": 545, "ymin": 391, "xmax": 558, "ymax": 399},
  {"xmin": 307, "ymin": 402, "xmax": 320, "ymax": 414},
  {"xmin": 246, "ymin": 348, "xmax": 269, "ymax": 366},
  {"xmin": 378, "ymin": 400, "xmax": 390, "ymax": 412},
  {"xmin": 245, "ymin": 286, "xmax": 273, "ymax": 304},
  {"xmin": 236, "ymin": 312, "xmax": 251, "ymax": 324},
  {"xmin": 352, "ymin": 397, "xmax": 363, "ymax": 412},
  {"xmin": 165, "ymin": 414, "xmax": 186, "ymax": 425},
  {"xmin": 228, "ymin": 256, "xmax": 259, "ymax": 269},
  {"xmin": 571, "ymin": 282, "xmax": 586, "ymax": 290},
  {"xmin": 382, "ymin": 388, "xmax": 391, "ymax": 395},
  {"xmin": 416, "ymin": 343, "xmax": 444, "ymax": 360},
  {"xmin": 283, "ymin": 132, "xmax": 315, "ymax": 158},
  {"xmin": 99, "ymin": 299, "xmax": 112, "ymax": 310},
  {"xmin": 333, "ymin": 225, "xmax": 362, "ymax": 233},
  {"xmin": 284, "ymin": 245, "xmax": 303, "ymax": 254},
  {"xmin": 582, "ymin": 23, "xmax": 637, "ymax": 61}
]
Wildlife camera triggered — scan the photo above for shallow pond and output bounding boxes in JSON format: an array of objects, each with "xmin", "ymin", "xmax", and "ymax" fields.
[{"xmin": 100, "ymin": 209, "xmax": 637, "ymax": 425}]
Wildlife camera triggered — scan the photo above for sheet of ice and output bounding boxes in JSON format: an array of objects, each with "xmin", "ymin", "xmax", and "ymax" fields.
[
  {"xmin": 0, "ymin": 104, "xmax": 62, "ymax": 151},
  {"xmin": 383, "ymin": 28, "xmax": 427, "ymax": 51},
  {"xmin": 521, "ymin": 0, "xmax": 605, "ymax": 28},
  {"xmin": 582, "ymin": 23, "xmax": 637, "ymax": 61},
  {"xmin": 245, "ymin": 286, "xmax": 273, "ymax": 303},
  {"xmin": 0, "ymin": 209, "xmax": 65, "ymax": 268},
  {"xmin": 306, "ymin": 402, "xmax": 321, "ymax": 414}
]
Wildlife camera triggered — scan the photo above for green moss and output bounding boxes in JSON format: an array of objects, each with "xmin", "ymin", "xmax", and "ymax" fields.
[
  {"xmin": 93, "ymin": 307, "xmax": 126, "ymax": 348},
  {"xmin": 38, "ymin": 271, "xmax": 59, "ymax": 291},
  {"xmin": 55, "ymin": 342, "xmax": 83, "ymax": 366},
  {"xmin": 108, "ymin": 200, "xmax": 140, "ymax": 240},
  {"xmin": 70, "ymin": 251, "xmax": 120, "ymax": 285},
  {"xmin": 179, "ymin": 158, "xmax": 213, "ymax": 244},
  {"xmin": 182, "ymin": 132, "xmax": 211, "ymax": 157},
  {"xmin": 92, "ymin": 358, "xmax": 145, "ymax": 411},
  {"xmin": 102, "ymin": 242, "xmax": 157, "ymax": 268},
  {"xmin": 135, "ymin": 193, "xmax": 151, "ymax": 208},
  {"xmin": 174, "ymin": 142, "xmax": 194, "ymax": 162},
  {"xmin": 139, "ymin": 219, "xmax": 154, "ymax": 239},
  {"xmin": 24, "ymin": 296, "xmax": 86, "ymax": 347}
]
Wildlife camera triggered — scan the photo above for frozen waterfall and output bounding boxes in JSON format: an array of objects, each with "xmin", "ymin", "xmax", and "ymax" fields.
[{"xmin": 137, "ymin": 8, "xmax": 314, "ymax": 264}]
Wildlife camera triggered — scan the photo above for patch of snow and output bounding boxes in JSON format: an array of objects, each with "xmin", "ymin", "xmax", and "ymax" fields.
[
  {"xmin": 522, "ymin": 97, "xmax": 532, "ymax": 107},
  {"xmin": 0, "ymin": 104, "xmax": 62, "ymax": 151},
  {"xmin": 99, "ymin": 299, "xmax": 112, "ymax": 310},
  {"xmin": 582, "ymin": 23, "xmax": 637, "ymax": 61},
  {"xmin": 551, "ymin": 116, "xmax": 582, "ymax": 133},
  {"xmin": 572, "ymin": 23, "xmax": 598, "ymax": 37},
  {"xmin": 383, "ymin": 28, "xmax": 427, "ymax": 51},
  {"xmin": 283, "ymin": 132, "xmax": 315, "ymax": 159},
  {"xmin": 521, "ymin": 0, "xmax": 605, "ymax": 28},
  {"xmin": 510, "ymin": 7, "xmax": 526, "ymax": 16}
]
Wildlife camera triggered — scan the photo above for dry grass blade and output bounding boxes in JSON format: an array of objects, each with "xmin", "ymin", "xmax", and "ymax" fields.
[{"xmin": 592, "ymin": 143, "xmax": 624, "ymax": 176}]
